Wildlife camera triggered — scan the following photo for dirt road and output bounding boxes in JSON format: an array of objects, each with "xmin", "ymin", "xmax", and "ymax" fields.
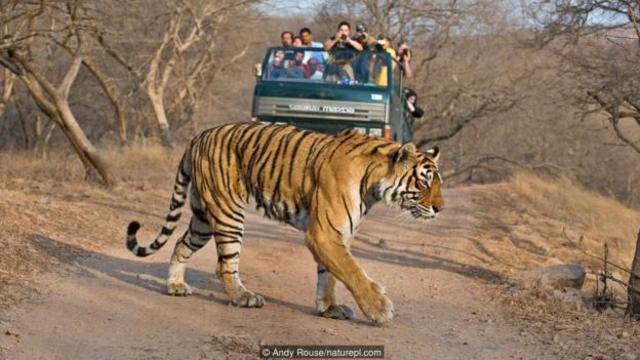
[{"xmin": 0, "ymin": 183, "xmax": 562, "ymax": 359}]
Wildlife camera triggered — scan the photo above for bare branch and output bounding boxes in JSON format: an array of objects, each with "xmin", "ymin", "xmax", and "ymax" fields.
[{"xmin": 57, "ymin": 39, "xmax": 83, "ymax": 98}]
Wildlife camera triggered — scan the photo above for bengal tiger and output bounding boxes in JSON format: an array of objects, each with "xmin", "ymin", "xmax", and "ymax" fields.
[{"xmin": 126, "ymin": 122, "xmax": 443, "ymax": 325}]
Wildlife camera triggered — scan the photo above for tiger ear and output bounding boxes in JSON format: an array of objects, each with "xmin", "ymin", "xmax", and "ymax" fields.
[
  {"xmin": 425, "ymin": 146, "xmax": 440, "ymax": 162},
  {"xmin": 394, "ymin": 142, "xmax": 416, "ymax": 163}
]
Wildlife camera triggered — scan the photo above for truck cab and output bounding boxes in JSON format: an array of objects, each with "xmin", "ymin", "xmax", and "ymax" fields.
[{"xmin": 251, "ymin": 47, "xmax": 414, "ymax": 142}]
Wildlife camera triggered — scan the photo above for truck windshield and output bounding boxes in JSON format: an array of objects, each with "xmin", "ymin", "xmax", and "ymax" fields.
[{"xmin": 262, "ymin": 48, "xmax": 390, "ymax": 89}]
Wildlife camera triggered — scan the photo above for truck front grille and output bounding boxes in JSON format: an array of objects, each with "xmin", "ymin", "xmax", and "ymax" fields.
[{"xmin": 256, "ymin": 97, "xmax": 386, "ymax": 122}]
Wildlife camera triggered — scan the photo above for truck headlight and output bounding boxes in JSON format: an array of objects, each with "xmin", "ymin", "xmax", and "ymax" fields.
[
  {"xmin": 369, "ymin": 128, "xmax": 382, "ymax": 137},
  {"xmin": 354, "ymin": 127, "xmax": 367, "ymax": 134}
]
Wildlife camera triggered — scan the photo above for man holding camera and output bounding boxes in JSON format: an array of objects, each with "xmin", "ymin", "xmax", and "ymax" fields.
[
  {"xmin": 323, "ymin": 21, "xmax": 363, "ymax": 51},
  {"xmin": 353, "ymin": 24, "xmax": 377, "ymax": 49},
  {"xmin": 397, "ymin": 40, "xmax": 414, "ymax": 79}
]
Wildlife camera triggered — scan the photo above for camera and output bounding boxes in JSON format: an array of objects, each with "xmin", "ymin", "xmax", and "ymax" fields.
[
  {"xmin": 355, "ymin": 24, "xmax": 368, "ymax": 43},
  {"xmin": 340, "ymin": 34, "xmax": 348, "ymax": 41},
  {"xmin": 355, "ymin": 24, "xmax": 367, "ymax": 38},
  {"xmin": 398, "ymin": 40, "xmax": 412, "ymax": 61},
  {"xmin": 375, "ymin": 35, "xmax": 386, "ymax": 51}
]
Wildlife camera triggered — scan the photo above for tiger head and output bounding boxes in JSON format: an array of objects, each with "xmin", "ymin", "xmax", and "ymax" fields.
[{"xmin": 379, "ymin": 143, "xmax": 444, "ymax": 220}]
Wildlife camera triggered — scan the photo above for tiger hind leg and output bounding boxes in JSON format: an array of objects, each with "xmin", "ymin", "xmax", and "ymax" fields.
[
  {"xmin": 213, "ymin": 219, "xmax": 264, "ymax": 308},
  {"xmin": 316, "ymin": 263, "xmax": 354, "ymax": 320},
  {"xmin": 167, "ymin": 189, "xmax": 213, "ymax": 296}
]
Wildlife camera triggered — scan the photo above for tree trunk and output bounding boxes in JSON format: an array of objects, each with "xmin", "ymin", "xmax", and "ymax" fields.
[
  {"xmin": 147, "ymin": 88, "xmax": 173, "ymax": 148},
  {"xmin": 627, "ymin": 229, "xmax": 640, "ymax": 318},
  {"xmin": 0, "ymin": 69, "xmax": 15, "ymax": 118},
  {"xmin": 15, "ymin": 63, "xmax": 115, "ymax": 186},
  {"xmin": 82, "ymin": 57, "xmax": 128, "ymax": 146},
  {"xmin": 53, "ymin": 96, "xmax": 114, "ymax": 185}
]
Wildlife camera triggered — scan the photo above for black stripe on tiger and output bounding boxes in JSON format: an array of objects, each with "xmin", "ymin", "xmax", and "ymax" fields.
[
  {"xmin": 218, "ymin": 252, "xmax": 240, "ymax": 262},
  {"xmin": 342, "ymin": 195, "xmax": 354, "ymax": 235},
  {"xmin": 213, "ymin": 228, "xmax": 243, "ymax": 238},
  {"xmin": 166, "ymin": 212, "xmax": 181, "ymax": 222},
  {"xmin": 179, "ymin": 236, "xmax": 199, "ymax": 252}
]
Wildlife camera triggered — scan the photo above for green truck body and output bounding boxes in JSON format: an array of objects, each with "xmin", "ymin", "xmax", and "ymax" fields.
[{"xmin": 251, "ymin": 47, "xmax": 414, "ymax": 142}]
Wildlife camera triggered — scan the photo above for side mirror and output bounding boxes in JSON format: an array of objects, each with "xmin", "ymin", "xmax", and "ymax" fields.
[{"xmin": 254, "ymin": 63, "xmax": 262, "ymax": 77}]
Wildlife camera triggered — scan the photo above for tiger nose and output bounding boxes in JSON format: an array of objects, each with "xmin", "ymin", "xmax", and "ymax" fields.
[{"xmin": 433, "ymin": 206, "xmax": 441, "ymax": 213}]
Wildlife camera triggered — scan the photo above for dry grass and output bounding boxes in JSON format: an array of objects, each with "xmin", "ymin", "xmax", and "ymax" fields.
[
  {"xmin": 509, "ymin": 173, "xmax": 639, "ymax": 243},
  {"xmin": 0, "ymin": 144, "xmax": 183, "ymax": 186},
  {"xmin": 507, "ymin": 173, "xmax": 640, "ymax": 267}
]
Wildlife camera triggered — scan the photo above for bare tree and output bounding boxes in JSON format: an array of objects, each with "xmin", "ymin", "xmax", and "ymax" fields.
[
  {"xmin": 55, "ymin": 41, "xmax": 129, "ymax": 146},
  {"xmin": 96, "ymin": 0, "xmax": 258, "ymax": 147},
  {"xmin": 0, "ymin": 0, "xmax": 114, "ymax": 185},
  {"xmin": 535, "ymin": 0, "xmax": 640, "ymax": 156}
]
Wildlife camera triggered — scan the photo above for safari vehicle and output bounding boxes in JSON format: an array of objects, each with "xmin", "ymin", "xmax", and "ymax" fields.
[{"xmin": 251, "ymin": 47, "xmax": 414, "ymax": 142}]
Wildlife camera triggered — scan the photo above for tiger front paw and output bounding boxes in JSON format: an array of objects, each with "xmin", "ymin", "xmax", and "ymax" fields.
[
  {"xmin": 358, "ymin": 282, "xmax": 395, "ymax": 326},
  {"xmin": 230, "ymin": 290, "xmax": 265, "ymax": 308},
  {"xmin": 167, "ymin": 281, "xmax": 192, "ymax": 296}
]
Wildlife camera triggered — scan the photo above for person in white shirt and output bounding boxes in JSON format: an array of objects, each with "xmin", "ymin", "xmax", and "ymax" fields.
[
  {"xmin": 299, "ymin": 27, "xmax": 326, "ymax": 63},
  {"xmin": 300, "ymin": 27, "xmax": 323, "ymax": 48}
]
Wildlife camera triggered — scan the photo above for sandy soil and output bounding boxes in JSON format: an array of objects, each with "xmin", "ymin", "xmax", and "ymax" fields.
[{"xmin": 0, "ymin": 175, "xmax": 638, "ymax": 359}]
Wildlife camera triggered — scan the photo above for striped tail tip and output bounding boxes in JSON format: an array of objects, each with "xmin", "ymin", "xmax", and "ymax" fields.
[
  {"xmin": 128, "ymin": 221, "xmax": 141, "ymax": 235},
  {"xmin": 126, "ymin": 221, "xmax": 142, "ymax": 254}
]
